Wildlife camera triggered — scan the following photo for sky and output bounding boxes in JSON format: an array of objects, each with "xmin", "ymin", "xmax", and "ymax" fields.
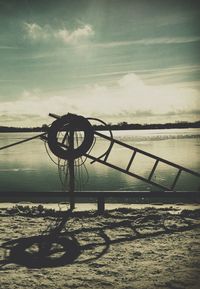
[{"xmin": 0, "ymin": 0, "xmax": 200, "ymax": 126}]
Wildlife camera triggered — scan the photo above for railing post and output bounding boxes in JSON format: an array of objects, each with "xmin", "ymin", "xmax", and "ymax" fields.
[
  {"xmin": 97, "ymin": 193, "xmax": 105, "ymax": 214},
  {"xmin": 68, "ymin": 129, "xmax": 75, "ymax": 210}
]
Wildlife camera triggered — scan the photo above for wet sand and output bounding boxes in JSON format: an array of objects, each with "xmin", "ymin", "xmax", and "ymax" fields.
[{"xmin": 0, "ymin": 204, "xmax": 200, "ymax": 289}]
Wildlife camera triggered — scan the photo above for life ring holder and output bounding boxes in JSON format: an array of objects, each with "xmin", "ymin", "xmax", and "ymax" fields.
[{"xmin": 47, "ymin": 114, "xmax": 94, "ymax": 160}]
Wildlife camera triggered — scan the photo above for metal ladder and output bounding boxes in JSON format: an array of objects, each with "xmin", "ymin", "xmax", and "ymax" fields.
[{"xmin": 83, "ymin": 131, "xmax": 200, "ymax": 191}]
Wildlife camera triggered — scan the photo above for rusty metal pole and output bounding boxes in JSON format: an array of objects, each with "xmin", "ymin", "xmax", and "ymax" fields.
[{"xmin": 68, "ymin": 129, "xmax": 75, "ymax": 210}]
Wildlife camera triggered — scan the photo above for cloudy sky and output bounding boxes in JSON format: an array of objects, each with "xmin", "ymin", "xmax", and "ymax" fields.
[{"xmin": 0, "ymin": 0, "xmax": 200, "ymax": 126}]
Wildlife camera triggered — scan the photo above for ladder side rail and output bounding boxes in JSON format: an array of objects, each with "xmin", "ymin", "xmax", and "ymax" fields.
[
  {"xmin": 53, "ymin": 140, "xmax": 192, "ymax": 192},
  {"xmin": 53, "ymin": 140, "xmax": 169, "ymax": 190},
  {"xmin": 94, "ymin": 131, "xmax": 200, "ymax": 178},
  {"xmin": 85, "ymin": 152, "xmax": 171, "ymax": 191}
]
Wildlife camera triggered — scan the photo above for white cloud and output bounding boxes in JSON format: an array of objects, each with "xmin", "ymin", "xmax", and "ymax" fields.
[
  {"xmin": 0, "ymin": 46, "xmax": 22, "ymax": 50},
  {"xmin": 24, "ymin": 22, "xmax": 94, "ymax": 44},
  {"xmin": 1, "ymin": 73, "xmax": 199, "ymax": 126},
  {"xmin": 56, "ymin": 25, "xmax": 94, "ymax": 44},
  {"xmin": 24, "ymin": 23, "xmax": 49, "ymax": 40},
  {"xmin": 89, "ymin": 36, "xmax": 200, "ymax": 48},
  {"xmin": 134, "ymin": 36, "xmax": 200, "ymax": 45},
  {"xmin": 80, "ymin": 64, "xmax": 200, "ymax": 88}
]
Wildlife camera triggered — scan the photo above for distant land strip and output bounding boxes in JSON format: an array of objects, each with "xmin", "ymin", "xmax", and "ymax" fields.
[{"xmin": 0, "ymin": 120, "xmax": 200, "ymax": 132}]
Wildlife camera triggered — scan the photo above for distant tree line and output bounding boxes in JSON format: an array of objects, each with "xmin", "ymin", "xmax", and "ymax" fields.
[
  {"xmin": 94, "ymin": 120, "xmax": 200, "ymax": 130},
  {"xmin": 0, "ymin": 126, "xmax": 43, "ymax": 132},
  {"xmin": 0, "ymin": 120, "xmax": 200, "ymax": 132}
]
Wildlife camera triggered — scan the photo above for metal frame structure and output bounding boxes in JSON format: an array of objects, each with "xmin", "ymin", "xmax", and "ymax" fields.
[{"xmin": 1, "ymin": 113, "xmax": 200, "ymax": 212}]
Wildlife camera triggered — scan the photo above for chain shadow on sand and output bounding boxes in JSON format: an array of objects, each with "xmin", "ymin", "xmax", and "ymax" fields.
[{"xmin": 0, "ymin": 208, "xmax": 200, "ymax": 268}]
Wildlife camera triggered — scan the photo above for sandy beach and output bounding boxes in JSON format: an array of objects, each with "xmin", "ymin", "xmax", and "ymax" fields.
[{"xmin": 0, "ymin": 204, "xmax": 200, "ymax": 289}]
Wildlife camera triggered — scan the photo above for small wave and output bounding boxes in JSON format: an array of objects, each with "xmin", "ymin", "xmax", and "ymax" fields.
[
  {"xmin": 0, "ymin": 168, "xmax": 36, "ymax": 172},
  {"xmin": 116, "ymin": 134, "xmax": 200, "ymax": 142}
]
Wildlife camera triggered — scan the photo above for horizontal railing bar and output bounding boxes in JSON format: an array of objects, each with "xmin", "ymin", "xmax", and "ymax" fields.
[
  {"xmin": 0, "ymin": 191, "xmax": 199, "ymax": 195},
  {"xmin": 94, "ymin": 131, "xmax": 200, "ymax": 178},
  {"xmin": 0, "ymin": 191, "xmax": 199, "ymax": 202},
  {"xmin": 0, "ymin": 190, "xmax": 199, "ymax": 194}
]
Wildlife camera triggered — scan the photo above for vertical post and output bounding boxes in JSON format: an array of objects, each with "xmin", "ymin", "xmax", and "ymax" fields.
[
  {"xmin": 97, "ymin": 193, "xmax": 105, "ymax": 214},
  {"xmin": 68, "ymin": 129, "xmax": 75, "ymax": 210}
]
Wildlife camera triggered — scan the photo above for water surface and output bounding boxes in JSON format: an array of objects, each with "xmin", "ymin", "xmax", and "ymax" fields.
[{"xmin": 0, "ymin": 128, "xmax": 199, "ymax": 193}]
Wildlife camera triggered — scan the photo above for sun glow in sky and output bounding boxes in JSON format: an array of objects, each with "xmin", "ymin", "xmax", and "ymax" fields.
[{"xmin": 0, "ymin": 0, "xmax": 200, "ymax": 126}]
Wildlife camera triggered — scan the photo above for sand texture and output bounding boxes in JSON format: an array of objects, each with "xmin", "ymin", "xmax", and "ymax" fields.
[{"xmin": 0, "ymin": 205, "xmax": 200, "ymax": 289}]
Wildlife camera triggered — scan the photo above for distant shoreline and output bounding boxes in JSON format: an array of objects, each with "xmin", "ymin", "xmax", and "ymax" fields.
[{"xmin": 0, "ymin": 120, "xmax": 200, "ymax": 132}]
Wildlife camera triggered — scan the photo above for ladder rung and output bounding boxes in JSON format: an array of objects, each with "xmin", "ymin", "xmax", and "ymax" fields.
[
  {"xmin": 148, "ymin": 159, "xmax": 159, "ymax": 181},
  {"xmin": 171, "ymin": 169, "xmax": 182, "ymax": 190},
  {"xmin": 126, "ymin": 150, "xmax": 137, "ymax": 171},
  {"xmin": 104, "ymin": 141, "xmax": 114, "ymax": 162}
]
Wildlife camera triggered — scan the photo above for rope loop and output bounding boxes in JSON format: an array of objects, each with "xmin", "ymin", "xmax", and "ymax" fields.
[{"xmin": 47, "ymin": 113, "xmax": 94, "ymax": 160}]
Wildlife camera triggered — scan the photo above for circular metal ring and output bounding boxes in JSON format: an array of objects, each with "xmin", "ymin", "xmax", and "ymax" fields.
[
  {"xmin": 47, "ymin": 114, "xmax": 94, "ymax": 160},
  {"xmin": 87, "ymin": 117, "xmax": 113, "ymax": 160}
]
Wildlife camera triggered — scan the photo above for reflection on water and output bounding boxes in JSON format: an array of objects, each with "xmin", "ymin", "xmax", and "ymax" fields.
[{"xmin": 0, "ymin": 128, "xmax": 200, "ymax": 192}]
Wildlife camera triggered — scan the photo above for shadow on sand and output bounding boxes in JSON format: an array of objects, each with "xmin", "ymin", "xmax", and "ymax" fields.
[{"xmin": 1, "ymin": 208, "xmax": 200, "ymax": 268}]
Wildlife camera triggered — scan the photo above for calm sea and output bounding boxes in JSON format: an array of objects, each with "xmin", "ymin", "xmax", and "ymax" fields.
[{"xmin": 0, "ymin": 128, "xmax": 200, "ymax": 193}]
